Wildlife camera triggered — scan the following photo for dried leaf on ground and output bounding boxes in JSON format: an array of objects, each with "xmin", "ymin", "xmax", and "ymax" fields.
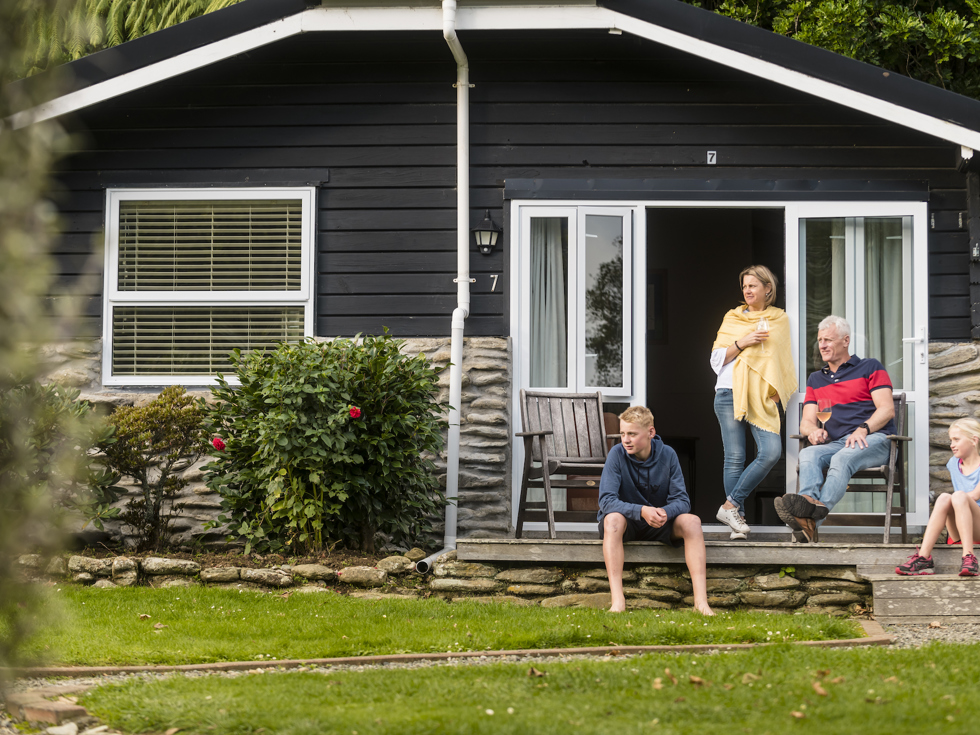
[
  {"xmin": 812, "ymin": 681, "xmax": 828, "ymax": 696},
  {"xmin": 652, "ymin": 678, "xmax": 663, "ymax": 690},
  {"xmin": 791, "ymin": 711, "xmax": 805, "ymax": 719},
  {"xmin": 138, "ymin": 614, "xmax": 151, "ymax": 620},
  {"xmin": 527, "ymin": 667, "xmax": 547, "ymax": 677},
  {"xmin": 154, "ymin": 622, "xmax": 169, "ymax": 629}
]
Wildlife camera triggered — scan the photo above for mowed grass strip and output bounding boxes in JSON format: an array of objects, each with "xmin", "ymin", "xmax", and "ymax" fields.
[
  {"xmin": 80, "ymin": 643, "xmax": 978, "ymax": 735},
  {"xmin": 25, "ymin": 587, "xmax": 862, "ymax": 666}
]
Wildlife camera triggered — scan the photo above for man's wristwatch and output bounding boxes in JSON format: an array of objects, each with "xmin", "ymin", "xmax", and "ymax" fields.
[{"xmin": 859, "ymin": 422, "xmax": 870, "ymax": 433}]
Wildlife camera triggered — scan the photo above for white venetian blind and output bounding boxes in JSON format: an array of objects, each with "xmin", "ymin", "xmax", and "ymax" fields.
[
  {"xmin": 112, "ymin": 306, "xmax": 305, "ymax": 376},
  {"xmin": 117, "ymin": 199, "xmax": 303, "ymax": 291}
]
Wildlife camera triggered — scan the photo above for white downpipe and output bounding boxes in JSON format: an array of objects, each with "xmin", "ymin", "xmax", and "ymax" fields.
[{"xmin": 418, "ymin": 0, "xmax": 469, "ymax": 574}]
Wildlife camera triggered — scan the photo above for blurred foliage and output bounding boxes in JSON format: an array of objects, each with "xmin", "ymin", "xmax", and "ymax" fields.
[
  {"xmin": 0, "ymin": 382, "xmax": 123, "ymax": 533},
  {"xmin": 0, "ymin": 0, "xmax": 77, "ymax": 688},
  {"xmin": 17, "ymin": 0, "xmax": 245, "ymax": 78}
]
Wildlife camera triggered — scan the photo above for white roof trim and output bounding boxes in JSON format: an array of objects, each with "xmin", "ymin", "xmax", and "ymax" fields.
[{"xmin": 12, "ymin": 3, "xmax": 980, "ymax": 150}]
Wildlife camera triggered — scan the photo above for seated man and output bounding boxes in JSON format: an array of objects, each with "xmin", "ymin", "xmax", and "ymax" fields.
[
  {"xmin": 775, "ymin": 315, "xmax": 895, "ymax": 542},
  {"xmin": 598, "ymin": 405, "xmax": 713, "ymax": 615}
]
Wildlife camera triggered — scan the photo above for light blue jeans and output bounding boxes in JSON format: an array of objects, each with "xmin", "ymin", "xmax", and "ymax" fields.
[
  {"xmin": 714, "ymin": 389, "xmax": 782, "ymax": 516},
  {"xmin": 798, "ymin": 432, "xmax": 891, "ymax": 512}
]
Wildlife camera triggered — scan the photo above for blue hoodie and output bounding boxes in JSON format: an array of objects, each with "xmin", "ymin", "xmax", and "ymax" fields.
[{"xmin": 597, "ymin": 436, "xmax": 691, "ymax": 525}]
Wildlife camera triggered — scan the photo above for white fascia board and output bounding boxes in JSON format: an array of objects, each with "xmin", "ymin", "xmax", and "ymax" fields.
[
  {"xmin": 13, "ymin": 3, "xmax": 980, "ymax": 151},
  {"xmin": 608, "ymin": 11, "xmax": 980, "ymax": 151},
  {"xmin": 12, "ymin": 12, "xmax": 309, "ymax": 128}
]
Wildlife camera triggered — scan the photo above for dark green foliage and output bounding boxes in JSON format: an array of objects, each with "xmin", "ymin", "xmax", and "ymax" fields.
[
  {"xmin": 703, "ymin": 0, "xmax": 980, "ymax": 99},
  {"xmin": 204, "ymin": 335, "xmax": 448, "ymax": 554},
  {"xmin": 0, "ymin": 382, "xmax": 122, "ymax": 530},
  {"xmin": 98, "ymin": 385, "xmax": 209, "ymax": 551}
]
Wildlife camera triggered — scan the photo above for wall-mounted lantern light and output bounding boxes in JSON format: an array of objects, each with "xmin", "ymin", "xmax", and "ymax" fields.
[{"xmin": 472, "ymin": 210, "xmax": 502, "ymax": 255}]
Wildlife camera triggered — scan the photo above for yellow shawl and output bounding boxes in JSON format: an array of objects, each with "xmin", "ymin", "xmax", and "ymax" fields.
[{"xmin": 712, "ymin": 305, "xmax": 797, "ymax": 434}]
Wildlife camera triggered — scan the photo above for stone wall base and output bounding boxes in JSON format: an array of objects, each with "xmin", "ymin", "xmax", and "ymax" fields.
[{"xmin": 21, "ymin": 550, "xmax": 870, "ymax": 616}]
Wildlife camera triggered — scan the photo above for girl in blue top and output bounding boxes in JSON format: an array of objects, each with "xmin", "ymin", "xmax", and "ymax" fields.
[{"xmin": 897, "ymin": 418, "xmax": 980, "ymax": 576}]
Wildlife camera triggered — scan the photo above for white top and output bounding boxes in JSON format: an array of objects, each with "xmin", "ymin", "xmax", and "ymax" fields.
[
  {"xmin": 711, "ymin": 347, "xmax": 733, "ymax": 391},
  {"xmin": 712, "ymin": 307, "xmax": 751, "ymax": 391}
]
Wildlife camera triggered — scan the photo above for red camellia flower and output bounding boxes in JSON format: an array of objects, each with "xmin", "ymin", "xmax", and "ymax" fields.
[
  {"xmin": 212, "ymin": 437, "xmax": 226, "ymax": 451},
  {"xmin": 349, "ymin": 406, "xmax": 361, "ymax": 419}
]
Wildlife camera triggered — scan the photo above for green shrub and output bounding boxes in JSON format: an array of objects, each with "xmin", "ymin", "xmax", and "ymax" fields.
[
  {"xmin": 204, "ymin": 334, "xmax": 448, "ymax": 554},
  {"xmin": 0, "ymin": 381, "xmax": 120, "ymax": 530},
  {"xmin": 98, "ymin": 385, "xmax": 208, "ymax": 551}
]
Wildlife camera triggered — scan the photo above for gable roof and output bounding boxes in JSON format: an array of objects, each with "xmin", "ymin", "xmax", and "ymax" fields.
[{"xmin": 12, "ymin": 0, "xmax": 980, "ymax": 159}]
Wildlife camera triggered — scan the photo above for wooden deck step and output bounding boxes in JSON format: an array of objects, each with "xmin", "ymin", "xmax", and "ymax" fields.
[{"xmin": 863, "ymin": 573, "xmax": 980, "ymax": 624}]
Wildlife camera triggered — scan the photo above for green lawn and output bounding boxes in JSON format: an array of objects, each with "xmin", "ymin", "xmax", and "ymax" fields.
[
  {"xmin": 80, "ymin": 643, "xmax": 978, "ymax": 735},
  {"xmin": 24, "ymin": 587, "xmax": 862, "ymax": 666}
]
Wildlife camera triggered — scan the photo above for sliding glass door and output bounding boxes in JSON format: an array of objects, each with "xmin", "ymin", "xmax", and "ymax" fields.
[{"xmin": 787, "ymin": 203, "xmax": 928, "ymax": 524}]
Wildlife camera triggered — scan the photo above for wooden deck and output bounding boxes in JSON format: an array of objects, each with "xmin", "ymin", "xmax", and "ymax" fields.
[
  {"xmin": 458, "ymin": 539, "xmax": 980, "ymax": 623},
  {"xmin": 456, "ymin": 538, "xmax": 923, "ymax": 567}
]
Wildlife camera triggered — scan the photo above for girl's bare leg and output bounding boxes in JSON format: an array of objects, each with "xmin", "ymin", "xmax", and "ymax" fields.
[{"xmin": 920, "ymin": 493, "xmax": 955, "ymax": 557}]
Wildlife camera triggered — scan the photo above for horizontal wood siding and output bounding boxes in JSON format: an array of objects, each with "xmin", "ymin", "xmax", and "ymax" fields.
[{"xmin": 53, "ymin": 29, "xmax": 970, "ymax": 340}]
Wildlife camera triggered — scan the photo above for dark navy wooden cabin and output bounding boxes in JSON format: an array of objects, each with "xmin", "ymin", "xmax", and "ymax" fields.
[{"xmin": 17, "ymin": 0, "xmax": 980, "ymax": 538}]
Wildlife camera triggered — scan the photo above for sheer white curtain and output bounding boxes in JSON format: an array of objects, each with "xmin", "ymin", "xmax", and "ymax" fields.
[
  {"xmin": 864, "ymin": 218, "xmax": 904, "ymax": 383},
  {"xmin": 529, "ymin": 218, "xmax": 568, "ymax": 387}
]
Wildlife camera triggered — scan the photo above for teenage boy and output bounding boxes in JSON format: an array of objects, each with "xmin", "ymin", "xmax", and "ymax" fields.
[{"xmin": 598, "ymin": 406, "xmax": 714, "ymax": 615}]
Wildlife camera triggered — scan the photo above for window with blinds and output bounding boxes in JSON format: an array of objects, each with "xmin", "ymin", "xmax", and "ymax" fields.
[
  {"xmin": 117, "ymin": 200, "xmax": 303, "ymax": 291},
  {"xmin": 104, "ymin": 188, "xmax": 315, "ymax": 385}
]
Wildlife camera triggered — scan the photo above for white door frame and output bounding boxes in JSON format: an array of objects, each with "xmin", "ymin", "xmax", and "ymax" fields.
[{"xmin": 509, "ymin": 198, "xmax": 930, "ymax": 535}]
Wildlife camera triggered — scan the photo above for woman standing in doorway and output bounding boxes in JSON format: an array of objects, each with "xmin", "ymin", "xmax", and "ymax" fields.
[{"xmin": 710, "ymin": 265, "xmax": 797, "ymax": 540}]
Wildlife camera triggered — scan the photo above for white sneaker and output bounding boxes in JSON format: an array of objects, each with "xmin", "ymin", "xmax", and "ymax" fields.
[
  {"xmin": 730, "ymin": 530, "xmax": 747, "ymax": 541},
  {"xmin": 716, "ymin": 504, "xmax": 750, "ymax": 535}
]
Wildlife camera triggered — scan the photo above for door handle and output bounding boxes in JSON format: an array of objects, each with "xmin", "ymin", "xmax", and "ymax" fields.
[{"xmin": 902, "ymin": 328, "xmax": 926, "ymax": 362}]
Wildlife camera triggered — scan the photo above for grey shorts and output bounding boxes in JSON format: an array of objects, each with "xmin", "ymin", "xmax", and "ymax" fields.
[{"xmin": 598, "ymin": 515, "xmax": 683, "ymax": 547}]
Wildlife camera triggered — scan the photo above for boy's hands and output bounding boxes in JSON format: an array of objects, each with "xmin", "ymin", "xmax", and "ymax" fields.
[{"xmin": 641, "ymin": 505, "xmax": 668, "ymax": 528}]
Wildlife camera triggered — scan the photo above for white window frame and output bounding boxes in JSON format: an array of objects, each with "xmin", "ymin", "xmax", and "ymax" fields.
[
  {"xmin": 101, "ymin": 187, "xmax": 316, "ymax": 386},
  {"xmin": 516, "ymin": 205, "xmax": 635, "ymax": 397}
]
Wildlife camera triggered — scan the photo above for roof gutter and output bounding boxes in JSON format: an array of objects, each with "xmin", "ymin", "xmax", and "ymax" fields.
[{"xmin": 417, "ymin": 0, "xmax": 469, "ymax": 574}]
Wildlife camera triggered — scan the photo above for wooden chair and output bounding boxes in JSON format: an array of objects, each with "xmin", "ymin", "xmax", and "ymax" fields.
[
  {"xmin": 515, "ymin": 390, "xmax": 614, "ymax": 539},
  {"xmin": 791, "ymin": 392, "xmax": 911, "ymax": 543}
]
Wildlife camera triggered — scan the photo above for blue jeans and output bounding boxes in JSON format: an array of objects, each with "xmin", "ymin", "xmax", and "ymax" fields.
[
  {"xmin": 714, "ymin": 389, "xmax": 782, "ymax": 516},
  {"xmin": 798, "ymin": 432, "xmax": 891, "ymax": 512}
]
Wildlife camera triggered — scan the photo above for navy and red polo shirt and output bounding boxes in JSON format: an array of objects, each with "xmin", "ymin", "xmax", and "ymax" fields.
[{"xmin": 803, "ymin": 355, "xmax": 895, "ymax": 441}]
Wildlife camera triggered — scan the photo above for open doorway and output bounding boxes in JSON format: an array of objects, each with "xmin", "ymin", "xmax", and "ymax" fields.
[{"xmin": 646, "ymin": 208, "xmax": 785, "ymax": 526}]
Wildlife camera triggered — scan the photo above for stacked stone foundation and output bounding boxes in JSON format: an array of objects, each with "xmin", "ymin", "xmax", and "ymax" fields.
[{"xmin": 20, "ymin": 551, "xmax": 872, "ymax": 616}]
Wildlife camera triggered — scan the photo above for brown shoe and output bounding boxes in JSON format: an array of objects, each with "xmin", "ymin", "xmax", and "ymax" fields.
[
  {"xmin": 774, "ymin": 496, "xmax": 803, "ymax": 532},
  {"xmin": 797, "ymin": 517, "xmax": 818, "ymax": 543}
]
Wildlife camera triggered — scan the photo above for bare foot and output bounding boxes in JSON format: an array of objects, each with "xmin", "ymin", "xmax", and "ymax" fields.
[
  {"xmin": 694, "ymin": 601, "xmax": 715, "ymax": 616},
  {"xmin": 609, "ymin": 598, "xmax": 626, "ymax": 613}
]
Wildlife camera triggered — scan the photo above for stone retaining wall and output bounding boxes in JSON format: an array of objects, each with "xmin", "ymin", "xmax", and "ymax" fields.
[
  {"xmin": 18, "ymin": 551, "xmax": 872, "ymax": 616},
  {"xmin": 929, "ymin": 341, "xmax": 980, "ymax": 501},
  {"xmin": 52, "ymin": 337, "xmax": 511, "ymax": 548}
]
